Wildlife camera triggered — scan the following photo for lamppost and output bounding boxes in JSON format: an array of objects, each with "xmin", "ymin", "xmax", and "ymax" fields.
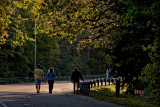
[
  {"xmin": 34, "ymin": 20, "xmax": 37, "ymax": 70},
  {"xmin": 34, "ymin": 20, "xmax": 51, "ymax": 70}
]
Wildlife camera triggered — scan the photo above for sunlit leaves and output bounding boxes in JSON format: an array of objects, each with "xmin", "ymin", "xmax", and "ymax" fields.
[
  {"xmin": 47, "ymin": 0, "xmax": 119, "ymax": 48},
  {"xmin": 0, "ymin": 1, "xmax": 10, "ymax": 47}
]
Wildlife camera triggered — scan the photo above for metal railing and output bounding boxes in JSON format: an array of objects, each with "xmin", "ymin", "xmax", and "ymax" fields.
[{"xmin": 0, "ymin": 74, "xmax": 106, "ymax": 84}]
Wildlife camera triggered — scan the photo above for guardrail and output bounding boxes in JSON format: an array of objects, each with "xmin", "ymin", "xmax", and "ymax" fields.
[
  {"xmin": 0, "ymin": 74, "xmax": 106, "ymax": 84},
  {"xmin": 0, "ymin": 77, "xmax": 35, "ymax": 84},
  {"xmin": 79, "ymin": 77, "xmax": 123, "ymax": 96}
]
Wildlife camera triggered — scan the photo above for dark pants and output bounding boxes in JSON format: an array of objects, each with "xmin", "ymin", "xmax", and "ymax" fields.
[
  {"xmin": 48, "ymin": 80, "xmax": 54, "ymax": 92},
  {"xmin": 73, "ymin": 81, "xmax": 79, "ymax": 94}
]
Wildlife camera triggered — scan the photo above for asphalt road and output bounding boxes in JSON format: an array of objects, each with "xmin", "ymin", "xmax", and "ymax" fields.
[{"xmin": 0, "ymin": 81, "xmax": 124, "ymax": 107}]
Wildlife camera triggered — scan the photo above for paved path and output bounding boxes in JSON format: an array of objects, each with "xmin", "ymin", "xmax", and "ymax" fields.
[{"xmin": 0, "ymin": 81, "xmax": 124, "ymax": 107}]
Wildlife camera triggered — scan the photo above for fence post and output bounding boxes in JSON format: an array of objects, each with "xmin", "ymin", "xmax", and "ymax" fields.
[
  {"xmin": 116, "ymin": 79, "xmax": 120, "ymax": 97},
  {"xmin": 100, "ymin": 79, "xmax": 103, "ymax": 86},
  {"xmin": 104, "ymin": 78, "xmax": 106, "ymax": 85},
  {"xmin": 97, "ymin": 79, "xmax": 99, "ymax": 86},
  {"xmin": 87, "ymin": 82, "xmax": 90, "ymax": 96},
  {"xmin": 108, "ymin": 78, "xmax": 110, "ymax": 85},
  {"xmin": 111, "ymin": 78, "xmax": 114, "ymax": 84},
  {"xmin": 90, "ymin": 81, "xmax": 93, "ymax": 88},
  {"xmin": 93, "ymin": 80, "xmax": 96, "ymax": 87}
]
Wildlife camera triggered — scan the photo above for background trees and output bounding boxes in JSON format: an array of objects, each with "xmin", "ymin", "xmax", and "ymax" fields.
[
  {"xmin": 109, "ymin": 0, "xmax": 160, "ymax": 104},
  {"xmin": 0, "ymin": 0, "xmax": 159, "ymax": 104}
]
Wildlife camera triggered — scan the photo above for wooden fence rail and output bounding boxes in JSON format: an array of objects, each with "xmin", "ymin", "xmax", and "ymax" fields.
[{"xmin": 79, "ymin": 77, "xmax": 123, "ymax": 96}]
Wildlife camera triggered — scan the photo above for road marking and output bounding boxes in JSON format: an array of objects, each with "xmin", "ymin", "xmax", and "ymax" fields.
[
  {"xmin": 0, "ymin": 100, "xmax": 8, "ymax": 107},
  {"xmin": 24, "ymin": 104, "xmax": 31, "ymax": 106},
  {"xmin": 28, "ymin": 96, "xmax": 32, "ymax": 98}
]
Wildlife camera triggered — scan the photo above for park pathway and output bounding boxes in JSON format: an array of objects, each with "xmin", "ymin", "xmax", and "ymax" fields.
[{"xmin": 0, "ymin": 81, "xmax": 124, "ymax": 107}]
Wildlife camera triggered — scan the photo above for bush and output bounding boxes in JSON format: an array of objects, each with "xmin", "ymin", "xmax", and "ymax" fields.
[{"xmin": 139, "ymin": 63, "xmax": 160, "ymax": 106}]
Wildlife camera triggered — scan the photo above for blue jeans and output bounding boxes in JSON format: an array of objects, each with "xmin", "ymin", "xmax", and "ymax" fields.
[
  {"xmin": 48, "ymin": 80, "xmax": 54, "ymax": 92},
  {"xmin": 35, "ymin": 78, "xmax": 41, "ymax": 85}
]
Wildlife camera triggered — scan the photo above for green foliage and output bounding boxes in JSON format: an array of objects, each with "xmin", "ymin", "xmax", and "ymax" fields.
[
  {"xmin": 0, "ymin": 1, "xmax": 159, "ymax": 106},
  {"xmin": 0, "ymin": 0, "xmax": 58, "ymax": 77},
  {"xmin": 107, "ymin": 1, "xmax": 160, "ymax": 105},
  {"xmin": 90, "ymin": 85, "xmax": 158, "ymax": 107},
  {"xmin": 139, "ymin": 62, "xmax": 160, "ymax": 105},
  {"xmin": 140, "ymin": 85, "xmax": 160, "ymax": 105}
]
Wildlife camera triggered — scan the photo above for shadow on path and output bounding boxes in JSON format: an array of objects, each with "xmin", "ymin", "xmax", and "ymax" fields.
[
  {"xmin": 0, "ymin": 82, "xmax": 124, "ymax": 107},
  {"xmin": 0, "ymin": 91, "xmax": 125, "ymax": 107}
]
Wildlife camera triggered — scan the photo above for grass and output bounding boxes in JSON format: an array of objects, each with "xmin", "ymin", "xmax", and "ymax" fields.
[{"xmin": 89, "ymin": 85, "xmax": 159, "ymax": 107}]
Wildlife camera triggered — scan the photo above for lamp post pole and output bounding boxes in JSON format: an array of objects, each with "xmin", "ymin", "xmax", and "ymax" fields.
[
  {"xmin": 34, "ymin": 20, "xmax": 51, "ymax": 70},
  {"xmin": 34, "ymin": 20, "xmax": 36, "ymax": 70}
]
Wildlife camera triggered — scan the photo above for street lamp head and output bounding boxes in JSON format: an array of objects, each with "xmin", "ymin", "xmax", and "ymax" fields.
[{"xmin": 47, "ymin": 21, "xmax": 51, "ymax": 23}]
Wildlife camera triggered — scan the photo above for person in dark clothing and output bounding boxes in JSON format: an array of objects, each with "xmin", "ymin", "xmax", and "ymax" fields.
[
  {"xmin": 71, "ymin": 67, "xmax": 84, "ymax": 94},
  {"xmin": 46, "ymin": 67, "xmax": 55, "ymax": 94}
]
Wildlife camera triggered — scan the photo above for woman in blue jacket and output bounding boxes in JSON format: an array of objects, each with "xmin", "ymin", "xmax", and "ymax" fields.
[{"xmin": 46, "ymin": 67, "xmax": 55, "ymax": 94}]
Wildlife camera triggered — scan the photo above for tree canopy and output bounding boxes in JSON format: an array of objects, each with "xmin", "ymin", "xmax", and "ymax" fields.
[{"xmin": 0, "ymin": 0, "xmax": 160, "ymax": 105}]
